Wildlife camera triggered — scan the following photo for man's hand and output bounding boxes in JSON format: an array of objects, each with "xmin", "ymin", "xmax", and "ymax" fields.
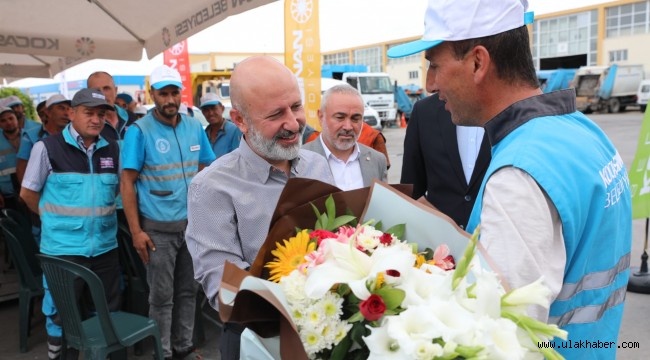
[{"xmin": 132, "ymin": 230, "xmax": 156, "ymax": 264}]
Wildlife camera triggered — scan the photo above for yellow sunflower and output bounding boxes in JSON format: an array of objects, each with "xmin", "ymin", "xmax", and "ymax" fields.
[{"xmin": 266, "ymin": 230, "xmax": 316, "ymax": 282}]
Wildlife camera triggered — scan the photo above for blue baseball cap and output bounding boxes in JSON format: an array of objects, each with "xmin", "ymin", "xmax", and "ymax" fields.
[{"xmin": 150, "ymin": 65, "xmax": 183, "ymax": 90}]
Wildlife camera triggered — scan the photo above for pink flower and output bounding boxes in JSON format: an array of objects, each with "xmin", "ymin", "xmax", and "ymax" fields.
[{"xmin": 431, "ymin": 244, "xmax": 456, "ymax": 271}]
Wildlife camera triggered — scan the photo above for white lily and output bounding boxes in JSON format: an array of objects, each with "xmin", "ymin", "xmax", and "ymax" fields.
[
  {"xmin": 502, "ymin": 277, "xmax": 552, "ymax": 309},
  {"xmin": 364, "ymin": 323, "xmax": 410, "ymax": 360},
  {"xmin": 397, "ymin": 266, "xmax": 452, "ymax": 307},
  {"xmin": 304, "ymin": 240, "xmax": 415, "ymax": 300}
]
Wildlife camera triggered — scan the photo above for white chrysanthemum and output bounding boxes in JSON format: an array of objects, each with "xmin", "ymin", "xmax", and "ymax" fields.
[
  {"xmin": 319, "ymin": 292, "xmax": 344, "ymax": 318},
  {"xmin": 280, "ymin": 270, "xmax": 308, "ymax": 305},
  {"xmin": 301, "ymin": 327, "xmax": 325, "ymax": 356},
  {"xmin": 333, "ymin": 321, "xmax": 353, "ymax": 345},
  {"xmin": 304, "ymin": 303, "xmax": 325, "ymax": 327}
]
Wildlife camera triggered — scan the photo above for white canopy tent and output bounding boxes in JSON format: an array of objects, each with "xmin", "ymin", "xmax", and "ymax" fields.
[{"xmin": 0, "ymin": 0, "xmax": 277, "ymax": 80}]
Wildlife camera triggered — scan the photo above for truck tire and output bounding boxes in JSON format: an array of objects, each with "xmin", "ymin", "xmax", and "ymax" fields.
[
  {"xmin": 641, "ymin": 105, "xmax": 647, "ymax": 113},
  {"xmin": 608, "ymin": 98, "xmax": 621, "ymax": 113}
]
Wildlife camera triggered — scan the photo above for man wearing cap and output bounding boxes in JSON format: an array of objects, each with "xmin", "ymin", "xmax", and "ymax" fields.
[
  {"xmin": 16, "ymin": 94, "xmax": 71, "ymax": 185},
  {"xmin": 121, "ymin": 65, "xmax": 215, "ymax": 360},
  {"xmin": 1, "ymin": 95, "xmax": 40, "ymax": 130},
  {"xmin": 388, "ymin": 0, "xmax": 631, "ymax": 357},
  {"xmin": 0, "ymin": 107, "xmax": 21, "ymax": 210},
  {"xmin": 303, "ymin": 83, "xmax": 387, "ymax": 190},
  {"xmin": 200, "ymin": 92, "xmax": 242, "ymax": 159},
  {"xmin": 20, "ymin": 88, "xmax": 121, "ymax": 360},
  {"xmin": 186, "ymin": 56, "xmax": 334, "ymax": 360},
  {"xmin": 134, "ymin": 105, "xmax": 148, "ymax": 119}
]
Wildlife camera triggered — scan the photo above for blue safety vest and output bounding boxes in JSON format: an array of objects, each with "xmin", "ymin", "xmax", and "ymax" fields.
[
  {"xmin": 467, "ymin": 91, "xmax": 631, "ymax": 359},
  {"xmin": 39, "ymin": 125, "xmax": 120, "ymax": 257},
  {"xmin": 133, "ymin": 113, "xmax": 206, "ymax": 222},
  {"xmin": 0, "ymin": 133, "xmax": 17, "ymax": 196}
]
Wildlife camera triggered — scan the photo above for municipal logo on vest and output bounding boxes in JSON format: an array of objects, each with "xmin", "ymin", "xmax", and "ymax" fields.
[
  {"xmin": 156, "ymin": 138, "xmax": 171, "ymax": 154},
  {"xmin": 99, "ymin": 157, "xmax": 114, "ymax": 169}
]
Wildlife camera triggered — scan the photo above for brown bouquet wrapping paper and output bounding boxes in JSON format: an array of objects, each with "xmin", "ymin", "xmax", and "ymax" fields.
[{"xmin": 217, "ymin": 178, "xmax": 502, "ymax": 359}]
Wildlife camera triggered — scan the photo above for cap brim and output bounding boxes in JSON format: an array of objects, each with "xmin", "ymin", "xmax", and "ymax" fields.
[
  {"xmin": 48, "ymin": 100, "xmax": 72, "ymax": 108},
  {"xmin": 387, "ymin": 39, "xmax": 443, "ymax": 58},
  {"xmin": 6, "ymin": 101, "xmax": 22, "ymax": 107},
  {"xmin": 152, "ymin": 81, "xmax": 183, "ymax": 90},
  {"xmin": 200, "ymin": 100, "xmax": 221, "ymax": 108}
]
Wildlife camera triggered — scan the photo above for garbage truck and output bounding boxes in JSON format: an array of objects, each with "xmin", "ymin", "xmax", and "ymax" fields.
[
  {"xmin": 573, "ymin": 64, "xmax": 644, "ymax": 113},
  {"xmin": 322, "ymin": 64, "xmax": 398, "ymax": 127},
  {"xmin": 536, "ymin": 68, "xmax": 576, "ymax": 93}
]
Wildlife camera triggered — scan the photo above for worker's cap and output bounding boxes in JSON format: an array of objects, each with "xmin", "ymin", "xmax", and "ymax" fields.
[
  {"xmin": 71, "ymin": 88, "xmax": 113, "ymax": 110},
  {"xmin": 116, "ymin": 92, "xmax": 134, "ymax": 104},
  {"xmin": 46, "ymin": 94, "xmax": 71, "ymax": 108},
  {"xmin": 199, "ymin": 93, "xmax": 221, "ymax": 108},
  {"xmin": 388, "ymin": 0, "xmax": 534, "ymax": 58},
  {"xmin": 150, "ymin": 65, "xmax": 183, "ymax": 90},
  {"xmin": 134, "ymin": 105, "xmax": 148, "ymax": 115},
  {"xmin": 3, "ymin": 95, "xmax": 23, "ymax": 107},
  {"xmin": 0, "ymin": 107, "xmax": 15, "ymax": 116}
]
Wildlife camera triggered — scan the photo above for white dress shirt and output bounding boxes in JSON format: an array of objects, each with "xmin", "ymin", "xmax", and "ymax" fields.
[
  {"xmin": 456, "ymin": 126, "xmax": 485, "ymax": 184},
  {"xmin": 319, "ymin": 135, "xmax": 364, "ymax": 191}
]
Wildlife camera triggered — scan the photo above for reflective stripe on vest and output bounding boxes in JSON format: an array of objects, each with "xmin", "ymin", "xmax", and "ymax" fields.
[
  {"xmin": 143, "ymin": 160, "xmax": 198, "ymax": 171},
  {"xmin": 41, "ymin": 203, "xmax": 116, "ymax": 217},
  {"xmin": 0, "ymin": 166, "xmax": 16, "ymax": 176},
  {"xmin": 139, "ymin": 170, "xmax": 198, "ymax": 182},
  {"xmin": 549, "ymin": 285, "xmax": 627, "ymax": 327},
  {"xmin": 555, "ymin": 253, "xmax": 630, "ymax": 301}
]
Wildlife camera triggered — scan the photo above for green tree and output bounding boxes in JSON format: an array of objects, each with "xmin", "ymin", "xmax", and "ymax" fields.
[{"xmin": 0, "ymin": 87, "xmax": 37, "ymax": 123}]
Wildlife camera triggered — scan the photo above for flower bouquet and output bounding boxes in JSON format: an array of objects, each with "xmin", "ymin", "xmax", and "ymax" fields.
[{"xmin": 218, "ymin": 179, "xmax": 567, "ymax": 360}]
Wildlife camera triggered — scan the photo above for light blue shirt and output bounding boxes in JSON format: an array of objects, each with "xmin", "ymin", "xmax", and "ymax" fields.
[{"xmin": 456, "ymin": 126, "xmax": 485, "ymax": 184}]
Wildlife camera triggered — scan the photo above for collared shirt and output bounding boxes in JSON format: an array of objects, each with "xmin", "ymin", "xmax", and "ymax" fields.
[
  {"xmin": 17, "ymin": 125, "xmax": 49, "ymax": 160},
  {"xmin": 186, "ymin": 139, "xmax": 335, "ymax": 307},
  {"xmin": 456, "ymin": 126, "xmax": 485, "ymax": 184},
  {"xmin": 22, "ymin": 125, "xmax": 106, "ymax": 192},
  {"xmin": 319, "ymin": 135, "xmax": 364, "ymax": 191},
  {"xmin": 205, "ymin": 120, "xmax": 242, "ymax": 159}
]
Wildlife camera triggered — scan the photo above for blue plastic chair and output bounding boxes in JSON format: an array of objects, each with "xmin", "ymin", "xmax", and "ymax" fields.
[{"xmin": 37, "ymin": 254, "xmax": 164, "ymax": 360}]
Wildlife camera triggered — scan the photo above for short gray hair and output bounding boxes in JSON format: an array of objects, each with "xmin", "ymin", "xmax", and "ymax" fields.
[{"xmin": 321, "ymin": 83, "xmax": 364, "ymax": 112}]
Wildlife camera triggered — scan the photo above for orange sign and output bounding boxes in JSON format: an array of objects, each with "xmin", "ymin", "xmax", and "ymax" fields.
[
  {"xmin": 284, "ymin": 0, "xmax": 321, "ymax": 129},
  {"xmin": 163, "ymin": 40, "xmax": 193, "ymax": 107}
]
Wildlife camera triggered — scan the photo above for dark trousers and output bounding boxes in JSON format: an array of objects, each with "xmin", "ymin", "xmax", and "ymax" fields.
[{"xmin": 220, "ymin": 322, "xmax": 245, "ymax": 360}]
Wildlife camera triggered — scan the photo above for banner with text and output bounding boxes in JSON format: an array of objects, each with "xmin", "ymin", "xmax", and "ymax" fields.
[
  {"xmin": 284, "ymin": 0, "xmax": 321, "ymax": 129},
  {"xmin": 163, "ymin": 40, "xmax": 193, "ymax": 107},
  {"xmin": 629, "ymin": 107, "xmax": 650, "ymax": 218}
]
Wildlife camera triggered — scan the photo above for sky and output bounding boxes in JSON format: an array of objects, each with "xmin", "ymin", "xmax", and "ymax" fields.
[{"xmin": 7, "ymin": 0, "xmax": 613, "ymax": 88}]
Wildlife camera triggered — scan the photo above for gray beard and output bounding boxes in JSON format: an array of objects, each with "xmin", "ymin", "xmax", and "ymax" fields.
[{"xmin": 247, "ymin": 124, "xmax": 304, "ymax": 161}]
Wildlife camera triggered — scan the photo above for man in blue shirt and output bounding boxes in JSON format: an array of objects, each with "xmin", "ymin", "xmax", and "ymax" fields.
[
  {"xmin": 20, "ymin": 88, "xmax": 120, "ymax": 360},
  {"xmin": 199, "ymin": 93, "xmax": 241, "ymax": 159},
  {"xmin": 0, "ymin": 107, "xmax": 21, "ymax": 210},
  {"xmin": 1, "ymin": 95, "xmax": 40, "ymax": 130},
  {"xmin": 121, "ymin": 65, "xmax": 215, "ymax": 360}
]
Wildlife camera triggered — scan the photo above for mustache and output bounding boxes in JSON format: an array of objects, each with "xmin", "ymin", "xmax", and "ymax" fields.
[
  {"xmin": 274, "ymin": 124, "xmax": 305, "ymax": 140},
  {"xmin": 337, "ymin": 129, "xmax": 356, "ymax": 137}
]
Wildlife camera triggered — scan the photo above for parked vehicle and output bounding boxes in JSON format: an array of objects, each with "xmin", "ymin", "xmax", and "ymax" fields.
[
  {"xmin": 573, "ymin": 64, "xmax": 645, "ymax": 113},
  {"xmin": 638, "ymin": 79, "xmax": 650, "ymax": 113},
  {"xmin": 537, "ymin": 68, "xmax": 576, "ymax": 93},
  {"xmin": 322, "ymin": 64, "xmax": 398, "ymax": 127}
]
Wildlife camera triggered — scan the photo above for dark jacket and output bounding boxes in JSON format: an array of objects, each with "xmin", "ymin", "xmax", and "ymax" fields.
[{"xmin": 400, "ymin": 94, "xmax": 491, "ymax": 228}]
